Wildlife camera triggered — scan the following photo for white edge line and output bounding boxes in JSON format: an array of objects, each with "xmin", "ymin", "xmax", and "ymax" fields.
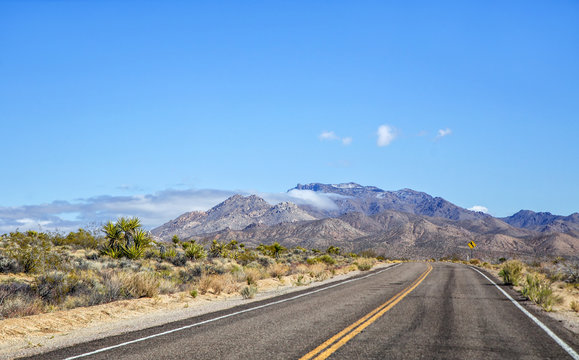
[
  {"xmin": 470, "ymin": 266, "xmax": 579, "ymax": 360},
  {"xmin": 64, "ymin": 263, "xmax": 402, "ymax": 359}
]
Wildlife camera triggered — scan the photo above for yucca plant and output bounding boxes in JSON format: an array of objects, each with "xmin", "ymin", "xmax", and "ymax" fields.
[
  {"xmin": 522, "ymin": 273, "xmax": 557, "ymax": 311},
  {"xmin": 499, "ymin": 260, "xmax": 524, "ymax": 286},
  {"xmin": 184, "ymin": 242, "xmax": 207, "ymax": 260},
  {"xmin": 101, "ymin": 217, "xmax": 151, "ymax": 259}
]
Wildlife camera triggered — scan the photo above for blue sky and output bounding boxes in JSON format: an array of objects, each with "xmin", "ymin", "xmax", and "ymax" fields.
[{"xmin": 1, "ymin": 1, "xmax": 578, "ymax": 231}]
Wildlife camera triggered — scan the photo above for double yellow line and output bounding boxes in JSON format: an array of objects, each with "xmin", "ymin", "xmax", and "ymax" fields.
[{"xmin": 300, "ymin": 264, "xmax": 433, "ymax": 360}]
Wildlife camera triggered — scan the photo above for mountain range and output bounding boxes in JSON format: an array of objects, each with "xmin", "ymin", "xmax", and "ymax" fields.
[{"xmin": 151, "ymin": 183, "xmax": 579, "ymax": 259}]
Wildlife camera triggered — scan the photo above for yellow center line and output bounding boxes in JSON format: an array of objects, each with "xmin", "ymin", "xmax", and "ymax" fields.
[{"xmin": 300, "ymin": 264, "xmax": 433, "ymax": 360}]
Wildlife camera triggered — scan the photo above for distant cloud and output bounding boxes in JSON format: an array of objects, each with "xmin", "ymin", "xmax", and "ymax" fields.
[
  {"xmin": 319, "ymin": 131, "xmax": 339, "ymax": 141},
  {"xmin": 260, "ymin": 189, "xmax": 342, "ymax": 211},
  {"xmin": 0, "ymin": 187, "xmax": 347, "ymax": 234},
  {"xmin": 377, "ymin": 125, "xmax": 395, "ymax": 147},
  {"xmin": 319, "ymin": 131, "xmax": 352, "ymax": 146},
  {"xmin": 0, "ymin": 189, "xmax": 236, "ymax": 233},
  {"xmin": 468, "ymin": 205, "xmax": 489, "ymax": 214},
  {"xmin": 436, "ymin": 128, "xmax": 452, "ymax": 139}
]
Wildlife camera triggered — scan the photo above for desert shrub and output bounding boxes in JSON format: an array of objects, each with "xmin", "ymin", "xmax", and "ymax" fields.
[
  {"xmin": 190, "ymin": 289, "xmax": 198, "ymax": 298},
  {"xmin": 308, "ymin": 263, "xmax": 328, "ymax": 281},
  {"xmin": 358, "ymin": 249, "xmax": 377, "ymax": 258},
  {"xmin": 294, "ymin": 264, "xmax": 309, "ymax": 274},
  {"xmin": 306, "ymin": 257, "xmax": 318, "ymax": 265},
  {"xmin": 317, "ymin": 254, "xmax": 336, "ymax": 265},
  {"xmin": 355, "ymin": 258, "xmax": 375, "ymax": 271},
  {"xmin": 236, "ymin": 251, "xmax": 258, "ymax": 265},
  {"xmin": 157, "ymin": 278, "xmax": 177, "ymax": 295},
  {"xmin": 198, "ymin": 274, "xmax": 238, "ymax": 295},
  {"xmin": 326, "ymin": 246, "xmax": 340, "ymax": 255},
  {"xmin": 241, "ymin": 285, "xmax": 258, "ymax": 299},
  {"xmin": 0, "ymin": 282, "xmax": 42, "ymax": 319},
  {"xmin": 256, "ymin": 256, "xmax": 275, "ymax": 268},
  {"xmin": 85, "ymin": 251, "xmax": 99, "ymax": 260},
  {"xmin": 499, "ymin": 260, "xmax": 524, "ymax": 286},
  {"xmin": 179, "ymin": 264, "xmax": 204, "ymax": 283},
  {"xmin": 561, "ymin": 263, "xmax": 579, "ymax": 284},
  {"xmin": 0, "ymin": 254, "xmax": 21, "ymax": 273},
  {"xmin": 256, "ymin": 242, "xmax": 286, "ymax": 258},
  {"xmin": 229, "ymin": 264, "xmax": 245, "ymax": 282},
  {"xmin": 268, "ymin": 263, "xmax": 289, "ymax": 278},
  {"xmin": 5, "ymin": 231, "xmax": 63, "ymax": 273},
  {"xmin": 184, "ymin": 242, "xmax": 207, "ymax": 260},
  {"xmin": 198, "ymin": 275, "xmax": 224, "ymax": 295},
  {"xmin": 570, "ymin": 300, "xmax": 579, "ymax": 312},
  {"xmin": 521, "ymin": 273, "xmax": 557, "ymax": 311},
  {"xmin": 52, "ymin": 229, "xmax": 100, "ymax": 249},
  {"xmin": 469, "ymin": 259, "xmax": 481, "ymax": 266},
  {"xmin": 168, "ymin": 253, "xmax": 188, "ymax": 267},
  {"xmin": 294, "ymin": 274, "xmax": 307, "ymax": 286},
  {"xmin": 119, "ymin": 272, "xmax": 160, "ymax": 298},
  {"xmin": 244, "ymin": 267, "xmax": 262, "ymax": 285},
  {"xmin": 88, "ymin": 271, "xmax": 124, "ymax": 305},
  {"xmin": 34, "ymin": 271, "xmax": 79, "ymax": 304}
]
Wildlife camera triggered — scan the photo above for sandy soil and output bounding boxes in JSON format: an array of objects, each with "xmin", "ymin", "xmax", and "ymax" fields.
[{"xmin": 0, "ymin": 263, "xmax": 392, "ymax": 360}]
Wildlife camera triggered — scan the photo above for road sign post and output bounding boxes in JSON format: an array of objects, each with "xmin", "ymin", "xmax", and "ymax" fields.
[{"xmin": 467, "ymin": 241, "xmax": 477, "ymax": 260}]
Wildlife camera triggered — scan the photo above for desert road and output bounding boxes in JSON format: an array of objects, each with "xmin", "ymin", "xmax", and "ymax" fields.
[{"xmin": 21, "ymin": 263, "xmax": 579, "ymax": 360}]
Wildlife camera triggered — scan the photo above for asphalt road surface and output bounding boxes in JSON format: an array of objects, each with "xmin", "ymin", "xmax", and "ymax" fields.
[{"xmin": 21, "ymin": 262, "xmax": 579, "ymax": 360}]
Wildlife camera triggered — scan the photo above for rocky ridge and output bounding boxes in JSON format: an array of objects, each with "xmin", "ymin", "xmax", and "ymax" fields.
[{"xmin": 151, "ymin": 183, "xmax": 579, "ymax": 259}]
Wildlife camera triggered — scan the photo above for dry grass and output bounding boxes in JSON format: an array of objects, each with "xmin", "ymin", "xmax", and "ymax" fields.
[
  {"xmin": 268, "ymin": 263, "xmax": 289, "ymax": 278},
  {"xmin": 308, "ymin": 263, "xmax": 329, "ymax": 281},
  {"xmin": 243, "ymin": 268, "xmax": 262, "ymax": 285},
  {"xmin": 197, "ymin": 274, "xmax": 239, "ymax": 295}
]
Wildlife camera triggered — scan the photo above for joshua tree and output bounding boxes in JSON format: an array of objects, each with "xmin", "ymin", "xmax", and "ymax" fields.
[{"xmin": 102, "ymin": 217, "xmax": 150, "ymax": 259}]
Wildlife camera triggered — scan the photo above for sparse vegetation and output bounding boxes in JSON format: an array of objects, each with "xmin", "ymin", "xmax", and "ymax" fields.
[
  {"xmin": 240, "ymin": 285, "xmax": 258, "ymax": 299},
  {"xmin": 0, "ymin": 219, "xmax": 390, "ymax": 320},
  {"xmin": 499, "ymin": 260, "xmax": 524, "ymax": 286},
  {"xmin": 521, "ymin": 273, "xmax": 558, "ymax": 311},
  {"xmin": 471, "ymin": 256, "xmax": 578, "ymax": 315},
  {"xmin": 355, "ymin": 257, "xmax": 376, "ymax": 271}
]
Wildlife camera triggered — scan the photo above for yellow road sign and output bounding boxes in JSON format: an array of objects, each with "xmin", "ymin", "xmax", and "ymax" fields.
[{"xmin": 468, "ymin": 241, "xmax": 477, "ymax": 249}]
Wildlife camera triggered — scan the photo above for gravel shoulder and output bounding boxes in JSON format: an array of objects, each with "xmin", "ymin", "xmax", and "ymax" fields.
[{"xmin": 0, "ymin": 262, "xmax": 394, "ymax": 360}]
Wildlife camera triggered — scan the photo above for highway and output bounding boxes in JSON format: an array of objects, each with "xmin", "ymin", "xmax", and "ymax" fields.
[{"xmin": 21, "ymin": 262, "xmax": 579, "ymax": 360}]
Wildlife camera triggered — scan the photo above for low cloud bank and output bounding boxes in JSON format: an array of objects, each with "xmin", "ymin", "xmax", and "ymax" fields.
[
  {"xmin": 0, "ymin": 189, "xmax": 236, "ymax": 233},
  {"xmin": 0, "ymin": 188, "xmax": 342, "ymax": 234}
]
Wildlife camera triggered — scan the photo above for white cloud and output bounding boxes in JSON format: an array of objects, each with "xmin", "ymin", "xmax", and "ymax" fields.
[
  {"xmin": 0, "ymin": 187, "xmax": 350, "ymax": 234},
  {"xmin": 319, "ymin": 131, "xmax": 352, "ymax": 146},
  {"xmin": 468, "ymin": 205, "xmax": 489, "ymax": 214},
  {"xmin": 377, "ymin": 125, "xmax": 395, "ymax": 147},
  {"xmin": 436, "ymin": 128, "xmax": 452, "ymax": 138},
  {"xmin": 319, "ymin": 131, "xmax": 339, "ymax": 141},
  {"xmin": 0, "ymin": 189, "xmax": 237, "ymax": 233}
]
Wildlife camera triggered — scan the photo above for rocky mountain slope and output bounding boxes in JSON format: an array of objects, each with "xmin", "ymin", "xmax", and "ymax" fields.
[
  {"xmin": 151, "ymin": 183, "xmax": 578, "ymax": 259},
  {"xmin": 501, "ymin": 210, "xmax": 579, "ymax": 233},
  {"xmin": 292, "ymin": 183, "xmax": 489, "ymax": 221},
  {"xmin": 151, "ymin": 195, "xmax": 315, "ymax": 240}
]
